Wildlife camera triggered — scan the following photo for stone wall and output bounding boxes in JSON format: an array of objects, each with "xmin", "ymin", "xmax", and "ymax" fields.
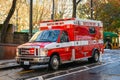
[{"xmin": 13, "ymin": 32, "xmax": 29, "ymax": 44}]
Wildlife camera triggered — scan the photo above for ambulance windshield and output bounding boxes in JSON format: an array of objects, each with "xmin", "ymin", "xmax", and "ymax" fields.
[{"xmin": 29, "ymin": 30, "xmax": 60, "ymax": 42}]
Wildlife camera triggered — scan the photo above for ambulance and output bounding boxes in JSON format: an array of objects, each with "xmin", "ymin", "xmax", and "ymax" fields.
[{"xmin": 16, "ymin": 18, "xmax": 104, "ymax": 70}]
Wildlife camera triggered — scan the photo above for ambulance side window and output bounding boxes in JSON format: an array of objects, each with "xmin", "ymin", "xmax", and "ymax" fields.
[
  {"xmin": 89, "ymin": 27, "xmax": 96, "ymax": 34},
  {"xmin": 60, "ymin": 31, "xmax": 69, "ymax": 43}
]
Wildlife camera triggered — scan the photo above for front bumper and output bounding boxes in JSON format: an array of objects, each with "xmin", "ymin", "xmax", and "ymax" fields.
[{"xmin": 16, "ymin": 56, "xmax": 50, "ymax": 65}]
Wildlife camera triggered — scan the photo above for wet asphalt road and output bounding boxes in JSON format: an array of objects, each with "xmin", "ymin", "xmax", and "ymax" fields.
[
  {"xmin": 49, "ymin": 49, "xmax": 120, "ymax": 80},
  {"xmin": 50, "ymin": 60, "xmax": 120, "ymax": 80},
  {"xmin": 0, "ymin": 49, "xmax": 120, "ymax": 80}
]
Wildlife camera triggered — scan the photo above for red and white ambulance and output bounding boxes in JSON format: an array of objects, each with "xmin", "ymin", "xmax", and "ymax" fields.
[{"xmin": 16, "ymin": 18, "xmax": 104, "ymax": 70}]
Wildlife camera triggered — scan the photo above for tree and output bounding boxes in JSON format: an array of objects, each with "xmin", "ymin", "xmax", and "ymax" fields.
[
  {"xmin": 77, "ymin": 2, "xmax": 90, "ymax": 19},
  {"xmin": 97, "ymin": 0, "xmax": 120, "ymax": 32},
  {"xmin": 77, "ymin": 0, "xmax": 106, "ymax": 19},
  {"xmin": 1, "ymin": 0, "xmax": 17, "ymax": 43},
  {"xmin": 33, "ymin": 0, "xmax": 52, "ymax": 24},
  {"xmin": 15, "ymin": 0, "xmax": 29, "ymax": 31},
  {"xmin": 54, "ymin": 0, "xmax": 69, "ymax": 20},
  {"xmin": 77, "ymin": 0, "xmax": 120, "ymax": 32},
  {"xmin": 72, "ymin": 0, "xmax": 82, "ymax": 18}
]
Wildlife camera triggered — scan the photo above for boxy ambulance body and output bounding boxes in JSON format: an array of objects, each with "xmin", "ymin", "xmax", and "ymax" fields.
[{"xmin": 16, "ymin": 18, "xmax": 104, "ymax": 70}]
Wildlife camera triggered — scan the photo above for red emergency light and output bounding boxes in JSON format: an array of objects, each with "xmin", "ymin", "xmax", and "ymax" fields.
[{"xmin": 29, "ymin": 48, "xmax": 34, "ymax": 54}]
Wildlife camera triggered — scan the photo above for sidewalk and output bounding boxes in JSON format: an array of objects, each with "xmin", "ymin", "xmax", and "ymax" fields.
[{"xmin": 0, "ymin": 59, "xmax": 20, "ymax": 70}]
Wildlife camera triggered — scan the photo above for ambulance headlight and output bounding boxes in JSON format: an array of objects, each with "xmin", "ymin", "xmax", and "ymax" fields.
[
  {"xmin": 16, "ymin": 48, "xmax": 20, "ymax": 56},
  {"xmin": 40, "ymin": 48, "xmax": 48, "ymax": 56}
]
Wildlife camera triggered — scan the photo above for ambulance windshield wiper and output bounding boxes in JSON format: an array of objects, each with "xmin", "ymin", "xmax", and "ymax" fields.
[{"xmin": 37, "ymin": 38, "xmax": 52, "ymax": 42}]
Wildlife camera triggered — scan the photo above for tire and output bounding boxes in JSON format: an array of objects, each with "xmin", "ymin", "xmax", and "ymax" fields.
[
  {"xmin": 88, "ymin": 50, "xmax": 99, "ymax": 63},
  {"xmin": 21, "ymin": 65, "xmax": 31, "ymax": 70},
  {"xmin": 49, "ymin": 55, "xmax": 60, "ymax": 70}
]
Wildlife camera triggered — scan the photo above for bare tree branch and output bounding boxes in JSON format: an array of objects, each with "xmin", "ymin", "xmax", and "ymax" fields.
[{"xmin": 77, "ymin": 0, "xmax": 82, "ymax": 5}]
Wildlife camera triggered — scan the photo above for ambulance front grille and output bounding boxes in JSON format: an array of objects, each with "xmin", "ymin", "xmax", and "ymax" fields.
[{"xmin": 19, "ymin": 48, "xmax": 36, "ymax": 56}]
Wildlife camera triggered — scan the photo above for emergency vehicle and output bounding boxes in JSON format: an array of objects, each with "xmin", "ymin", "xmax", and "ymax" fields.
[{"xmin": 16, "ymin": 18, "xmax": 104, "ymax": 70}]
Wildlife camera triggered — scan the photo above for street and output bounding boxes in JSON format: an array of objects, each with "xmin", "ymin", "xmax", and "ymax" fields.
[
  {"xmin": 50, "ymin": 61, "xmax": 120, "ymax": 80},
  {"xmin": 0, "ymin": 49, "xmax": 120, "ymax": 80},
  {"xmin": 0, "ymin": 1, "xmax": 120, "ymax": 80}
]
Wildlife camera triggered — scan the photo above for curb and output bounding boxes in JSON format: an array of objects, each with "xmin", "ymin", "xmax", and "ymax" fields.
[
  {"xmin": 0, "ymin": 64, "xmax": 20, "ymax": 70},
  {"xmin": 0, "ymin": 61, "xmax": 20, "ymax": 70}
]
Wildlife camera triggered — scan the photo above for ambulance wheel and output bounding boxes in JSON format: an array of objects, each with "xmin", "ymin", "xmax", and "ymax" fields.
[
  {"xmin": 49, "ymin": 55, "xmax": 60, "ymax": 70},
  {"xmin": 21, "ymin": 65, "xmax": 31, "ymax": 70},
  {"xmin": 88, "ymin": 50, "xmax": 99, "ymax": 63}
]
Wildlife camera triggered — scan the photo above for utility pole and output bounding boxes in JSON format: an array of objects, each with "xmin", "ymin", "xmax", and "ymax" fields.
[
  {"xmin": 29, "ymin": 0, "xmax": 33, "ymax": 38},
  {"xmin": 90, "ymin": 0, "xmax": 93, "ymax": 19},
  {"xmin": 51, "ymin": 0, "xmax": 54, "ymax": 20}
]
